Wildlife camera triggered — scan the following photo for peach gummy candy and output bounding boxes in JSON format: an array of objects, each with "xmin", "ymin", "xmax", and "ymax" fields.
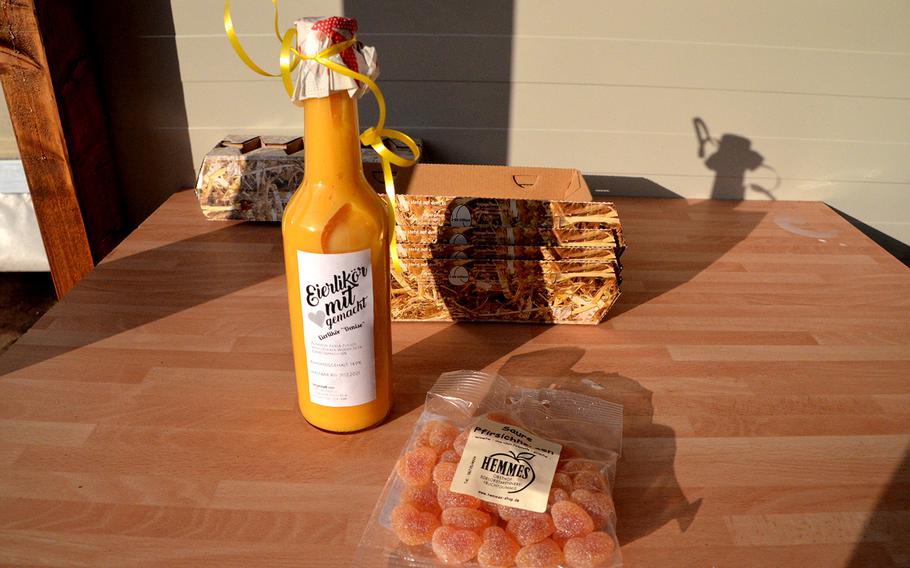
[
  {"xmin": 480, "ymin": 500, "xmax": 499, "ymax": 515},
  {"xmin": 563, "ymin": 531, "xmax": 616, "ymax": 568},
  {"xmin": 506, "ymin": 511, "xmax": 555, "ymax": 546},
  {"xmin": 477, "ymin": 526, "xmax": 520, "ymax": 568},
  {"xmin": 514, "ymin": 538, "xmax": 564, "ymax": 568},
  {"xmin": 550, "ymin": 500, "xmax": 594, "ymax": 538},
  {"xmin": 441, "ymin": 507, "xmax": 492, "ymax": 532},
  {"xmin": 401, "ymin": 484, "xmax": 441, "ymax": 516},
  {"xmin": 418, "ymin": 420, "xmax": 460, "ymax": 454},
  {"xmin": 396, "ymin": 446, "xmax": 437, "ymax": 486},
  {"xmin": 453, "ymin": 429, "xmax": 469, "ymax": 455},
  {"xmin": 432, "ymin": 525, "xmax": 482, "ymax": 565},
  {"xmin": 433, "ymin": 462, "xmax": 458, "ymax": 486},
  {"xmin": 551, "ymin": 528, "xmax": 572, "ymax": 549},
  {"xmin": 438, "ymin": 485, "xmax": 482, "ymax": 510},
  {"xmin": 548, "ymin": 487, "xmax": 570, "ymax": 506},
  {"xmin": 497, "ymin": 503, "xmax": 533, "ymax": 522},
  {"xmin": 552, "ymin": 472, "xmax": 574, "ymax": 492},
  {"xmin": 391, "ymin": 503, "xmax": 440, "ymax": 546},
  {"xmin": 572, "ymin": 470, "xmax": 608, "ymax": 492},
  {"xmin": 439, "ymin": 449, "xmax": 460, "ymax": 464},
  {"xmin": 570, "ymin": 489, "xmax": 615, "ymax": 529}
]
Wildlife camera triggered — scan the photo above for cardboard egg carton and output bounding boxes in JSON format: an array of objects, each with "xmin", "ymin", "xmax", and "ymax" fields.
[{"xmin": 194, "ymin": 134, "xmax": 421, "ymax": 221}]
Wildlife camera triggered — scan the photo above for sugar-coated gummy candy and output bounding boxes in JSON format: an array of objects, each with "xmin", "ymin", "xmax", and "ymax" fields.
[
  {"xmin": 551, "ymin": 528, "xmax": 572, "ymax": 549},
  {"xmin": 480, "ymin": 499, "xmax": 499, "ymax": 514},
  {"xmin": 418, "ymin": 420, "xmax": 460, "ymax": 454},
  {"xmin": 514, "ymin": 538, "xmax": 564, "ymax": 568},
  {"xmin": 550, "ymin": 500, "xmax": 595, "ymax": 538},
  {"xmin": 570, "ymin": 489, "xmax": 615, "ymax": 529},
  {"xmin": 477, "ymin": 526, "xmax": 520, "ymax": 567},
  {"xmin": 548, "ymin": 487, "xmax": 570, "ymax": 506},
  {"xmin": 506, "ymin": 511, "xmax": 555, "ymax": 546},
  {"xmin": 396, "ymin": 446, "xmax": 438, "ymax": 486},
  {"xmin": 439, "ymin": 449, "xmax": 460, "ymax": 464},
  {"xmin": 453, "ymin": 429, "xmax": 469, "ymax": 455},
  {"xmin": 433, "ymin": 461, "xmax": 458, "ymax": 486},
  {"xmin": 431, "ymin": 525, "xmax": 482, "ymax": 565},
  {"xmin": 438, "ymin": 485, "xmax": 482, "ymax": 509},
  {"xmin": 563, "ymin": 531, "xmax": 616, "ymax": 568},
  {"xmin": 391, "ymin": 503, "xmax": 440, "ymax": 546},
  {"xmin": 401, "ymin": 483, "xmax": 442, "ymax": 516},
  {"xmin": 553, "ymin": 472, "xmax": 574, "ymax": 492},
  {"xmin": 572, "ymin": 470, "xmax": 608, "ymax": 492},
  {"xmin": 497, "ymin": 503, "xmax": 533, "ymax": 522},
  {"xmin": 441, "ymin": 507, "xmax": 492, "ymax": 532}
]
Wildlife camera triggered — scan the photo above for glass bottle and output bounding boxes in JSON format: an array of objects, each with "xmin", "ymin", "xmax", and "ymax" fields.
[{"xmin": 282, "ymin": 90, "xmax": 392, "ymax": 432}]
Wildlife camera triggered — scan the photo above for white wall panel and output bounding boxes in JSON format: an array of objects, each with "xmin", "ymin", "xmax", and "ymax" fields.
[{"xmin": 105, "ymin": 1, "xmax": 910, "ymax": 247}]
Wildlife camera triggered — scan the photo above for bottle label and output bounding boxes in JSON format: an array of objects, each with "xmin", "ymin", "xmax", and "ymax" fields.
[
  {"xmin": 298, "ymin": 249, "xmax": 376, "ymax": 407},
  {"xmin": 451, "ymin": 418, "xmax": 562, "ymax": 513}
]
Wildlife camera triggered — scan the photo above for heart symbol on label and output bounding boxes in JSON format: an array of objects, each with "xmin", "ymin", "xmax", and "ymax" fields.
[{"xmin": 308, "ymin": 310, "xmax": 325, "ymax": 328}]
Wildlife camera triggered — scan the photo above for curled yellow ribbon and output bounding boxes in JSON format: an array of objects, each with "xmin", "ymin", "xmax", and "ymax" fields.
[{"xmin": 224, "ymin": 0, "xmax": 420, "ymax": 273}]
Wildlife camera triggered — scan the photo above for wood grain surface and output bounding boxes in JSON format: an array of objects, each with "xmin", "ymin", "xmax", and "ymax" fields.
[
  {"xmin": 0, "ymin": 0, "xmax": 94, "ymax": 298},
  {"xmin": 0, "ymin": 191, "xmax": 908, "ymax": 567}
]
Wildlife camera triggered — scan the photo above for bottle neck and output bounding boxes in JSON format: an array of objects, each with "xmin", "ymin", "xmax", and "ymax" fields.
[{"xmin": 302, "ymin": 91, "xmax": 364, "ymax": 185}]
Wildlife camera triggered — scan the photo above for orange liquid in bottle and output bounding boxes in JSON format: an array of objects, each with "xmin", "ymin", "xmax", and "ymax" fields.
[{"xmin": 282, "ymin": 91, "xmax": 392, "ymax": 432}]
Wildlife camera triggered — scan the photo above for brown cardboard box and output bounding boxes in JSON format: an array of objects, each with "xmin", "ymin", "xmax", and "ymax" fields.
[
  {"xmin": 381, "ymin": 164, "xmax": 624, "ymax": 324},
  {"xmin": 392, "ymin": 195, "xmax": 619, "ymax": 229}
]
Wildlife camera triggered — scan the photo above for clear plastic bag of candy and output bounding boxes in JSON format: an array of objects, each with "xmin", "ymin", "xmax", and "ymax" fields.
[{"xmin": 355, "ymin": 370, "xmax": 624, "ymax": 567}]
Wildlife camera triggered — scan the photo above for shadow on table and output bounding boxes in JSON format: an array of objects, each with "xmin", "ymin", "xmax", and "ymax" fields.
[
  {"xmin": 0, "ymin": 222, "xmax": 286, "ymax": 376},
  {"xmin": 387, "ymin": 322, "xmax": 550, "ymax": 421},
  {"xmin": 585, "ymin": 123, "xmax": 774, "ymax": 317},
  {"xmin": 847, "ymin": 445, "xmax": 910, "ymax": 567},
  {"xmin": 607, "ymin": 197, "xmax": 767, "ymax": 318},
  {"xmin": 495, "ymin": 346, "xmax": 702, "ymax": 546}
]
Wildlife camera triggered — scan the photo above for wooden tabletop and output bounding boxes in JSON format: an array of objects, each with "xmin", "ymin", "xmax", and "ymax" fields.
[{"xmin": 1, "ymin": 190, "xmax": 908, "ymax": 567}]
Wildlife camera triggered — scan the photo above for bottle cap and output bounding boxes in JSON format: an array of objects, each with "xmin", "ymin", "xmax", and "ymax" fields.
[{"xmin": 293, "ymin": 16, "xmax": 378, "ymax": 104}]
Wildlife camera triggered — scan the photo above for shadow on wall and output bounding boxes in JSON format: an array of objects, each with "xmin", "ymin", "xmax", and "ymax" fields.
[
  {"xmin": 586, "ymin": 118, "xmax": 781, "ymax": 202},
  {"xmin": 343, "ymin": 1, "xmax": 514, "ymax": 164},
  {"xmin": 495, "ymin": 347, "xmax": 702, "ymax": 545},
  {"xmin": 86, "ymin": 1, "xmax": 195, "ymax": 227},
  {"xmin": 694, "ymin": 117, "xmax": 779, "ymax": 201}
]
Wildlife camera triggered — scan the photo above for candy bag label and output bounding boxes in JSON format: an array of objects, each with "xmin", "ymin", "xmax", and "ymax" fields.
[{"xmin": 451, "ymin": 418, "xmax": 561, "ymax": 513}]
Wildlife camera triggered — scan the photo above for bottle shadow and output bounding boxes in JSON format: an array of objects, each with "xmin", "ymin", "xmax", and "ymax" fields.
[
  {"xmin": 589, "ymin": 119, "xmax": 779, "ymax": 316},
  {"xmin": 694, "ymin": 117, "xmax": 779, "ymax": 201},
  {"xmin": 606, "ymin": 198, "xmax": 767, "ymax": 318},
  {"xmin": 494, "ymin": 346, "xmax": 702, "ymax": 545}
]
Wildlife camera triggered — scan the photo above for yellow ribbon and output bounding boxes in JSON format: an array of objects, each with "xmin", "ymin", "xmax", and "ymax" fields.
[{"xmin": 224, "ymin": 0, "xmax": 420, "ymax": 273}]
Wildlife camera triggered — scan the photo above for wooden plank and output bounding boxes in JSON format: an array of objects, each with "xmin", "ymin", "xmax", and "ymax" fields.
[
  {"xmin": 0, "ymin": 0, "xmax": 93, "ymax": 297},
  {"xmin": 34, "ymin": 0, "xmax": 126, "ymax": 261}
]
